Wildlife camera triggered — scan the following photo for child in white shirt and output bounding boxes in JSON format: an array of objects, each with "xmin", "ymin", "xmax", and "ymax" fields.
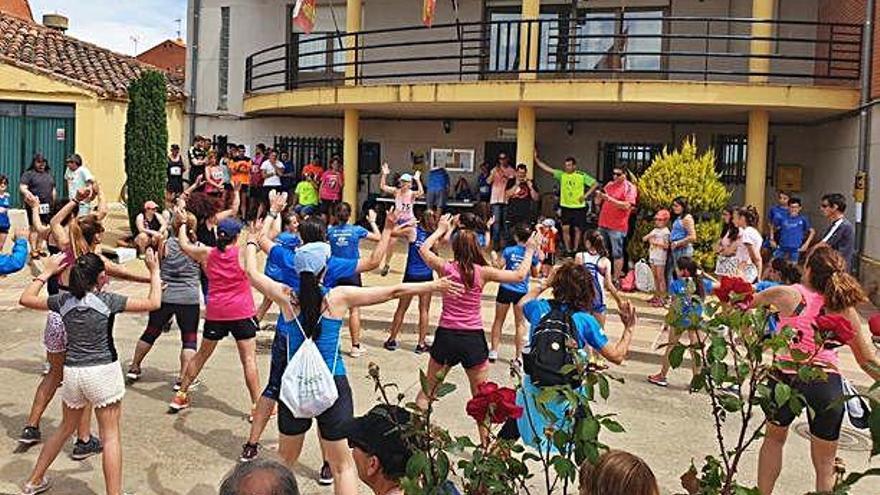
[{"xmin": 643, "ymin": 209, "xmax": 671, "ymax": 306}]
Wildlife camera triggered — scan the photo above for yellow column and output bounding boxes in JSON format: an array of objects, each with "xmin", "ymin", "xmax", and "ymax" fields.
[
  {"xmin": 343, "ymin": 109, "xmax": 360, "ymax": 216},
  {"xmin": 745, "ymin": 109, "xmax": 769, "ymax": 226},
  {"xmin": 345, "ymin": 0, "xmax": 362, "ymax": 85},
  {"xmin": 519, "ymin": 0, "xmax": 540, "ymax": 80},
  {"xmin": 749, "ymin": 0, "xmax": 776, "ymax": 83},
  {"xmin": 516, "ymin": 106, "xmax": 536, "ymax": 178}
]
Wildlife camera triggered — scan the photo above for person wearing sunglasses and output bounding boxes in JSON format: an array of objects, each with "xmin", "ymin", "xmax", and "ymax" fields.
[
  {"xmin": 596, "ymin": 166, "xmax": 638, "ymax": 285},
  {"xmin": 815, "ymin": 193, "xmax": 855, "ymax": 270},
  {"xmin": 346, "ymin": 405, "xmax": 413, "ymax": 495}
]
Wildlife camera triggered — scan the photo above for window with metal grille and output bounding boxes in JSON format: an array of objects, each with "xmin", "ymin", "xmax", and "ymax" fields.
[
  {"xmin": 713, "ymin": 134, "xmax": 776, "ymax": 185},
  {"xmin": 600, "ymin": 142, "xmax": 665, "ymax": 180},
  {"xmin": 218, "ymin": 6, "xmax": 230, "ymax": 110}
]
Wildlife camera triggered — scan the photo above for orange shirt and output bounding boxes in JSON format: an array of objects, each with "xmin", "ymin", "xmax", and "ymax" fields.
[
  {"xmin": 538, "ymin": 226, "xmax": 558, "ymax": 254},
  {"xmin": 231, "ymin": 158, "xmax": 251, "ymax": 185}
]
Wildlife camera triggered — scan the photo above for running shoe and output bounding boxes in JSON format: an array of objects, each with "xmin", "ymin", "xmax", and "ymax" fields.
[
  {"xmin": 647, "ymin": 374, "xmax": 668, "ymax": 387},
  {"xmin": 20, "ymin": 479, "xmax": 50, "ymax": 495},
  {"xmin": 173, "ymin": 378, "xmax": 200, "ymax": 391},
  {"xmin": 380, "ymin": 265, "xmax": 390, "ymax": 277},
  {"xmin": 169, "ymin": 392, "xmax": 190, "ymax": 412},
  {"xmin": 126, "ymin": 367, "xmax": 141, "ymax": 382},
  {"xmin": 18, "ymin": 426, "xmax": 41, "ymax": 445},
  {"xmin": 414, "ymin": 343, "xmax": 431, "ymax": 354},
  {"xmin": 318, "ymin": 461, "xmax": 333, "ymax": 485},
  {"xmin": 510, "ymin": 358, "xmax": 523, "ymax": 376},
  {"xmin": 71, "ymin": 435, "xmax": 103, "ymax": 461},
  {"xmin": 383, "ymin": 339, "xmax": 399, "ymax": 351},
  {"xmin": 239, "ymin": 442, "xmax": 260, "ymax": 462},
  {"xmin": 488, "ymin": 350, "xmax": 499, "ymax": 363},
  {"xmin": 349, "ymin": 344, "xmax": 365, "ymax": 358}
]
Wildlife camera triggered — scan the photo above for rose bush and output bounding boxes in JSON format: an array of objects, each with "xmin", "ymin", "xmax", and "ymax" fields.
[
  {"xmin": 466, "ymin": 382, "xmax": 522, "ymax": 424},
  {"xmin": 713, "ymin": 276, "xmax": 754, "ymax": 309}
]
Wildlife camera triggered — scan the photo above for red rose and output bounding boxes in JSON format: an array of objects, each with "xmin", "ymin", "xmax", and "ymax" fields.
[
  {"xmin": 814, "ymin": 314, "xmax": 857, "ymax": 347},
  {"xmin": 466, "ymin": 381, "xmax": 523, "ymax": 424},
  {"xmin": 713, "ymin": 276, "xmax": 755, "ymax": 309}
]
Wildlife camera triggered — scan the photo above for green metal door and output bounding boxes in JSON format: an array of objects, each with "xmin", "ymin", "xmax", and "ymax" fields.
[{"xmin": 0, "ymin": 101, "xmax": 75, "ymax": 206}]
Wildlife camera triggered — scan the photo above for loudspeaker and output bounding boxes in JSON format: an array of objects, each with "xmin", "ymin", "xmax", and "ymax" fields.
[{"xmin": 359, "ymin": 141, "xmax": 381, "ymax": 175}]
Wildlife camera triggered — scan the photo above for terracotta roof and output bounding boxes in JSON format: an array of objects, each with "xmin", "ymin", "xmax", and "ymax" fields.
[
  {"xmin": 0, "ymin": 11, "xmax": 185, "ymax": 100},
  {"xmin": 0, "ymin": 0, "xmax": 32, "ymax": 22}
]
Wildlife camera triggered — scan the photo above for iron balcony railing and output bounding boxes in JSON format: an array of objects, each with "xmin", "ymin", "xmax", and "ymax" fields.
[{"xmin": 245, "ymin": 16, "xmax": 862, "ymax": 93}]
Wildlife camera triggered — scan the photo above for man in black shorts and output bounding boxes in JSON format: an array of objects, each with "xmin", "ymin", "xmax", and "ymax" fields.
[{"xmin": 535, "ymin": 153, "xmax": 597, "ymax": 254}]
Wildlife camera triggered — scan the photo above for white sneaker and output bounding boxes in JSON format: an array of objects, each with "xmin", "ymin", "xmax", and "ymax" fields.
[
  {"xmin": 349, "ymin": 344, "xmax": 365, "ymax": 358},
  {"xmin": 488, "ymin": 350, "xmax": 499, "ymax": 363}
]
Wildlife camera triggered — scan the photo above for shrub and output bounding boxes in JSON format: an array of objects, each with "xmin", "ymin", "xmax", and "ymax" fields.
[
  {"xmin": 627, "ymin": 137, "xmax": 729, "ymax": 270},
  {"xmin": 124, "ymin": 70, "xmax": 168, "ymax": 233}
]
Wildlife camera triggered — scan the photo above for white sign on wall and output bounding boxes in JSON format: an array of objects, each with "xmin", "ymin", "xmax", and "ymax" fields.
[{"xmin": 430, "ymin": 148, "xmax": 474, "ymax": 172}]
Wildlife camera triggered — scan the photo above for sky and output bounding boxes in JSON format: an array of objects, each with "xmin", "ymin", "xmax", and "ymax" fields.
[{"xmin": 28, "ymin": 0, "xmax": 188, "ymax": 55}]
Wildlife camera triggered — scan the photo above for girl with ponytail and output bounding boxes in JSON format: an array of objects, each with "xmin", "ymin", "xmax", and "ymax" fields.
[
  {"xmin": 753, "ymin": 246, "xmax": 880, "ymax": 494},
  {"xmin": 733, "ymin": 205, "xmax": 763, "ymax": 283},
  {"xmin": 243, "ymin": 224, "xmax": 462, "ymax": 493},
  {"xmin": 171, "ymin": 217, "xmax": 262, "ymax": 417},
  {"xmin": 19, "ymin": 249, "xmax": 161, "ymax": 495}
]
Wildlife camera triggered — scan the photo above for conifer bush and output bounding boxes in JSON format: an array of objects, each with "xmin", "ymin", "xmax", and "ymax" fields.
[
  {"xmin": 124, "ymin": 70, "xmax": 168, "ymax": 234},
  {"xmin": 628, "ymin": 137, "xmax": 729, "ymax": 269}
]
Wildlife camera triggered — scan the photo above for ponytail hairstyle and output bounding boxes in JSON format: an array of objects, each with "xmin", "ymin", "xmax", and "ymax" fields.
[
  {"xmin": 69, "ymin": 214, "xmax": 104, "ymax": 258},
  {"xmin": 187, "ymin": 192, "xmax": 224, "ymax": 224},
  {"xmin": 770, "ymin": 257, "xmax": 801, "ymax": 285},
  {"xmin": 676, "ymin": 256, "xmax": 705, "ymax": 299},
  {"xmin": 420, "ymin": 209, "xmax": 439, "ymax": 233},
  {"xmin": 299, "ymin": 216, "xmax": 327, "ymax": 244},
  {"xmin": 584, "ymin": 230, "xmax": 608, "ymax": 258},
  {"xmin": 451, "ymin": 229, "xmax": 487, "ymax": 289},
  {"xmin": 735, "ymin": 205, "xmax": 759, "ymax": 227},
  {"xmin": 805, "ymin": 246, "xmax": 867, "ymax": 312},
  {"xmin": 721, "ymin": 206, "xmax": 738, "ymax": 241},
  {"xmin": 172, "ymin": 212, "xmax": 198, "ymax": 242},
  {"xmin": 297, "ymin": 271, "xmax": 325, "ymax": 339},
  {"xmin": 335, "ymin": 202, "xmax": 352, "ymax": 225},
  {"xmin": 216, "ymin": 228, "xmax": 237, "ymax": 252},
  {"xmin": 69, "ymin": 253, "xmax": 105, "ymax": 299},
  {"xmin": 459, "ymin": 212, "xmax": 488, "ymax": 233}
]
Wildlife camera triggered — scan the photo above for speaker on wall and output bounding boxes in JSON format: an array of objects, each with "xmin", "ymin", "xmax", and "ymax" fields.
[{"xmin": 359, "ymin": 141, "xmax": 381, "ymax": 175}]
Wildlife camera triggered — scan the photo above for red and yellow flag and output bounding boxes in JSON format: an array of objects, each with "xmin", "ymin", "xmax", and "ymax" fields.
[
  {"xmin": 422, "ymin": 0, "xmax": 437, "ymax": 27},
  {"xmin": 293, "ymin": 0, "xmax": 317, "ymax": 34}
]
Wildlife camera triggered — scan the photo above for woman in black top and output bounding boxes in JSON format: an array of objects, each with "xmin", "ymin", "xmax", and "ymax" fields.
[{"xmin": 167, "ymin": 144, "xmax": 185, "ymax": 204}]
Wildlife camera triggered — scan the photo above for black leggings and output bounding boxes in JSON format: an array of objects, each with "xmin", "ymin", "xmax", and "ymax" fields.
[
  {"xmin": 140, "ymin": 303, "xmax": 200, "ymax": 350},
  {"xmin": 768, "ymin": 371, "xmax": 844, "ymax": 441}
]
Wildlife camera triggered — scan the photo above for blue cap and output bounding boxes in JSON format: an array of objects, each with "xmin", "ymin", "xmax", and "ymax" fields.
[
  {"xmin": 276, "ymin": 232, "xmax": 302, "ymax": 249},
  {"xmin": 399, "ymin": 173, "xmax": 413, "ymax": 183},
  {"xmin": 217, "ymin": 218, "xmax": 243, "ymax": 238},
  {"xmin": 294, "ymin": 242, "xmax": 331, "ymax": 274}
]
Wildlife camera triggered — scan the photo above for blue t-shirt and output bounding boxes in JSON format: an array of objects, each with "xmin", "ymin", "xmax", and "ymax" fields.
[
  {"xmin": 324, "ymin": 256, "xmax": 358, "ymax": 289},
  {"xmin": 769, "ymin": 204, "xmax": 788, "ymax": 227},
  {"xmin": 0, "ymin": 194, "xmax": 9, "ymax": 229},
  {"xmin": 278, "ymin": 314, "xmax": 346, "ymax": 376},
  {"xmin": 328, "ymin": 224, "xmax": 369, "ymax": 260},
  {"xmin": 405, "ymin": 226, "xmax": 434, "ymax": 280},
  {"xmin": 668, "ymin": 277, "xmax": 714, "ymax": 328},
  {"xmin": 499, "ymin": 245, "xmax": 539, "ymax": 294},
  {"xmin": 267, "ymin": 244, "xmax": 299, "ymax": 291},
  {"xmin": 518, "ymin": 299, "xmax": 608, "ymax": 452},
  {"xmin": 427, "ymin": 168, "xmax": 450, "ymax": 192},
  {"xmin": 775, "ymin": 214, "xmax": 810, "ymax": 249}
]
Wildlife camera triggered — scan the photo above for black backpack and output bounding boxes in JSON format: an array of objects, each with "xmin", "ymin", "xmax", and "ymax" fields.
[{"xmin": 523, "ymin": 301, "xmax": 579, "ymax": 387}]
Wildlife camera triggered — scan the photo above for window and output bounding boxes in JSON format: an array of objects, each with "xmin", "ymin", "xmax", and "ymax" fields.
[
  {"xmin": 601, "ymin": 142, "xmax": 665, "ymax": 180},
  {"xmin": 298, "ymin": 33, "xmax": 346, "ymax": 73},
  {"xmin": 714, "ymin": 135, "xmax": 776, "ymax": 185},
  {"xmin": 218, "ymin": 6, "xmax": 230, "ymax": 110},
  {"xmin": 622, "ymin": 10, "xmax": 663, "ymax": 71},
  {"xmin": 485, "ymin": 10, "xmax": 563, "ymax": 73}
]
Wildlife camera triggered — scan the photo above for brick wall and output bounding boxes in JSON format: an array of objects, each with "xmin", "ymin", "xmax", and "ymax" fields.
[
  {"xmin": 136, "ymin": 40, "xmax": 186, "ymax": 78},
  {"xmin": 817, "ymin": 0, "xmax": 880, "ymax": 97}
]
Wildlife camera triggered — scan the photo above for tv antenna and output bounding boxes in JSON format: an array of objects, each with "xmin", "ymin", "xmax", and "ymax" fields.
[
  {"xmin": 130, "ymin": 35, "xmax": 140, "ymax": 55},
  {"xmin": 175, "ymin": 18, "xmax": 182, "ymax": 39}
]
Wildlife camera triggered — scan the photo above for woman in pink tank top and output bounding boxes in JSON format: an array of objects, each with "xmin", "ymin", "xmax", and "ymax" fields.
[
  {"xmin": 379, "ymin": 162, "xmax": 423, "ymax": 276},
  {"xmin": 416, "ymin": 214, "xmax": 540, "ymax": 436},
  {"xmin": 171, "ymin": 217, "xmax": 262, "ymax": 417},
  {"xmin": 752, "ymin": 247, "xmax": 880, "ymax": 494}
]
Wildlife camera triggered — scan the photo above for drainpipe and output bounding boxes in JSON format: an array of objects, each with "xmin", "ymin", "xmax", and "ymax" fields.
[
  {"xmin": 187, "ymin": 0, "xmax": 201, "ymax": 144},
  {"xmin": 855, "ymin": 0, "xmax": 875, "ymax": 275}
]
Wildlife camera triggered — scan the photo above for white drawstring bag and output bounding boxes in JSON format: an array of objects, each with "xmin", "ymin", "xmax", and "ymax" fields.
[
  {"xmin": 279, "ymin": 317, "xmax": 339, "ymax": 418},
  {"xmin": 634, "ymin": 259, "xmax": 654, "ymax": 293}
]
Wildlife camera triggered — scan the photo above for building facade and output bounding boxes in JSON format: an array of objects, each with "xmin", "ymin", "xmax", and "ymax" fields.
[
  {"xmin": 186, "ymin": 0, "xmax": 880, "ymax": 297},
  {"xmin": 137, "ymin": 39, "xmax": 188, "ymax": 79}
]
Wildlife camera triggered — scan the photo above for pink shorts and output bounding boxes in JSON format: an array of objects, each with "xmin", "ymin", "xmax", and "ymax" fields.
[{"xmin": 43, "ymin": 311, "xmax": 66, "ymax": 354}]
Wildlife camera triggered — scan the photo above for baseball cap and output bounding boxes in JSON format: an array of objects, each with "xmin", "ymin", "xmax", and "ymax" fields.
[
  {"xmin": 654, "ymin": 209, "xmax": 670, "ymax": 221},
  {"xmin": 144, "ymin": 200, "xmax": 159, "ymax": 210},
  {"xmin": 65, "ymin": 153, "xmax": 82, "ymax": 166},
  {"xmin": 294, "ymin": 241, "xmax": 330, "ymax": 274},
  {"xmin": 346, "ymin": 404, "xmax": 413, "ymax": 478},
  {"xmin": 217, "ymin": 218, "xmax": 243, "ymax": 239},
  {"xmin": 399, "ymin": 173, "xmax": 413, "ymax": 183},
  {"xmin": 542, "ymin": 218, "xmax": 555, "ymax": 228}
]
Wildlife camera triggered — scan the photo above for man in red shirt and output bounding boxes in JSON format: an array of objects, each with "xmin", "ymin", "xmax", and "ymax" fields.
[{"xmin": 596, "ymin": 166, "xmax": 638, "ymax": 283}]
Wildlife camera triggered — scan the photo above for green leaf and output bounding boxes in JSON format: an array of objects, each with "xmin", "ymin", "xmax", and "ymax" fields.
[
  {"xmin": 602, "ymin": 419, "xmax": 625, "ymax": 433},
  {"xmin": 598, "ymin": 374, "xmax": 610, "ymax": 400},
  {"xmin": 419, "ymin": 369, "xmax": 430, "ymax": 395},
  {"xmin": 436, "ymin": 451, "xmax": 450, "ymax": 483},
  {"xmin": 578, "ymin": 417, "xmax": 600, "ymax": 441},
  {"xmin": 669, "ymin": 344, "xmax": 687, "ymax": 369},
  {"xmin": 435, "ymin": 382, "xmax": 456, "ymax": 398},
  {"xmin": 719, "ymin": 395, "xmax": 743, "ymax": 413},
  {"xmin": 690, "ymin": 372, "xmax": 706, "ymax": 392},
  {"xmin": 774, "ymin": 383, "xmax": 791, "ymax": 408},
  {"xmin": 406, "ymin": 451, "xmax": 429, "ymax": 480},
  {"xmin": 869, "ymin": 399, "xmax": 880, "ymax": 456},
  {"xmin": 551, "ymin": 457, "xmax": 577, "ymax": 481}
]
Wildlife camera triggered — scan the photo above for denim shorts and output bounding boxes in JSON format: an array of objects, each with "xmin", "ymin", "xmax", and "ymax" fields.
[
  {"xmin": 599, "ymin": 228, "xmax": 627, "ymax": 259},
  {"xmin": 426, "ymin": 189, "xmax": 448, "ymax": 210}
]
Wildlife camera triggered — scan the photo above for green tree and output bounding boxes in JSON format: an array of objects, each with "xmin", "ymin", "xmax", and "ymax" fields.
[
  {"xmin": 124, "ymin": 70, "xmax": 168, "ymax": 234},
  {"xmin": 628, "ymin": 137, "xmax": 730, "ymax": 269}
]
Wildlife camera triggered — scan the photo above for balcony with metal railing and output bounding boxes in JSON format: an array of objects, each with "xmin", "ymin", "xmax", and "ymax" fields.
[{"xmin": 245, "ymin": 16, "xmax": 863, "ymax": 94}]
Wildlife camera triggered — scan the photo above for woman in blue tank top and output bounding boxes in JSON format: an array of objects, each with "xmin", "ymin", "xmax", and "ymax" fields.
[
  {"xmin": 668, "ymin": 196, "xmax": 697, "ymax": 284},
  {"xmin": 243, "ymin": 218, "xmax": 462, "ymax": 492}
]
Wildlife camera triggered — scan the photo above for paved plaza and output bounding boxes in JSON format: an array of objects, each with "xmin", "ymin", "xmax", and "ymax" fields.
[{"xmin": 0, "ymin": 211, "xmax": 877, "ymax": 495}]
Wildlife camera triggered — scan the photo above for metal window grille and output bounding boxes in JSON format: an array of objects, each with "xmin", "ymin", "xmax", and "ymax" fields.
[
  {"xmin": 600, "ymin": 142, "xmax": 665, "ymax": 180},
  {"xmin": 218, "ymin": 6, "xmax": 230, "ymax": 110}
]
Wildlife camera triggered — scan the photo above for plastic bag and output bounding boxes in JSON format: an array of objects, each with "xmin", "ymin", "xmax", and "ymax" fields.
[
  {"xmin": 634, "ymin": 260, "xmax": 654, "ymax": 293},
  {"xmin": 280, "ymin": 336, "xmax": 338, "ymax": 418}
]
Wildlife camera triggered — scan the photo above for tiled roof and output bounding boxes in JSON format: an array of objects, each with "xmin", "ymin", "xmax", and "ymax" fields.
[
  {"xmin": 0, "ymin": 0, "xmax": 32, "ymax": 22},
  {"xmin": 0, "ymin": 11, "xmax": 185, "ymax": 100}
]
